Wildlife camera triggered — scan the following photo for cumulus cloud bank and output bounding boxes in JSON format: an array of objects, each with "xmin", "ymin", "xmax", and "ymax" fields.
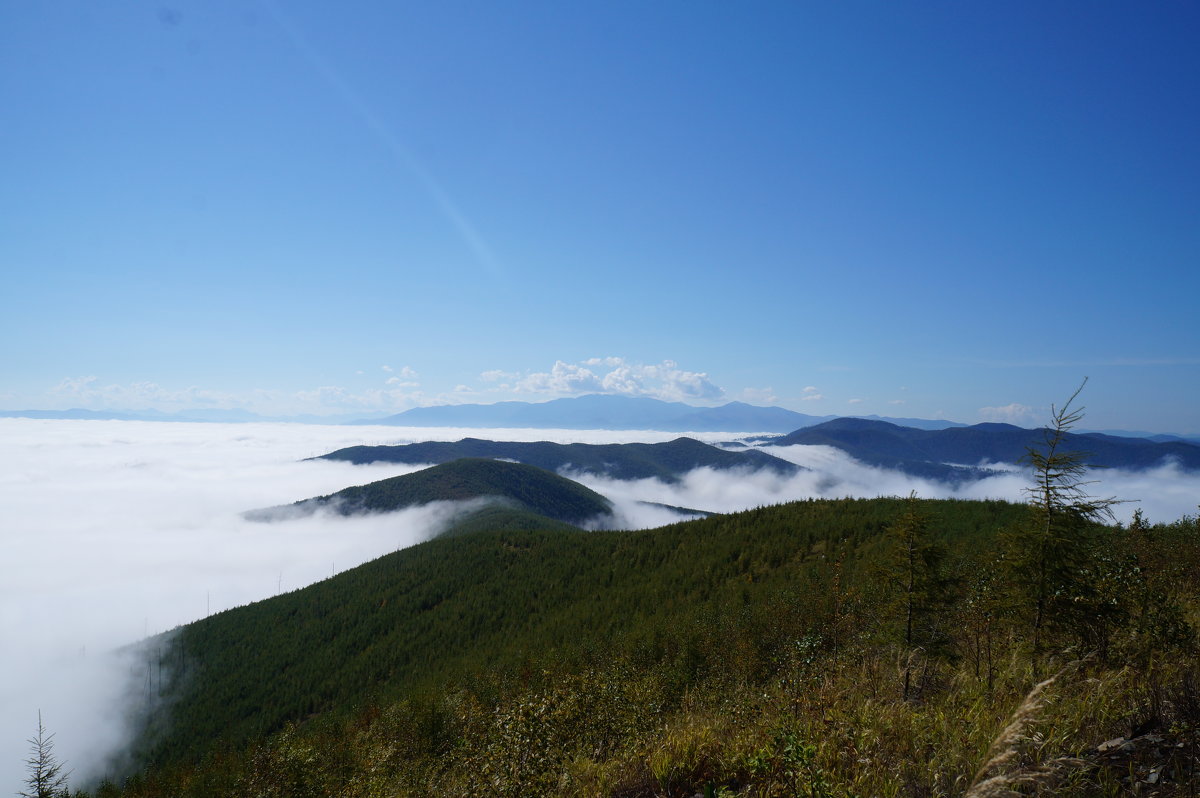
[
  {"xmin": 484, "ymin": 356, "xmax": 725, "ymax": 402},
  {"xmin": 979, "ymin": 402, "xmax": 1038, "ymax": 425}
]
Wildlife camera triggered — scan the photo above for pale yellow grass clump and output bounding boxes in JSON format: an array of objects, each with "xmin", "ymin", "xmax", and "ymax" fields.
[{"xmin": 964, "ymin": 672, "xmax": 1088, "ymax": 798}]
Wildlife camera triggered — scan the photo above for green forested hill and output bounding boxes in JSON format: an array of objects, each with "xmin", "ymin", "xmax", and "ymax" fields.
[
  {"xmin": 433, "ymin": 504, "xmax": 583, "ymax": 537},
  {"xmin": 314, "ymin": 436, "xmax": 800, "ymax": 482},
  {"xmin": 89, "ymin": 495, "xmax": 1200, "ymax": 797},
  {"xmin": 249, "ymin": 458, "xmax": 614, "ymax": 526},
  {"xmin": 135, "ymin": 497, "xmax": 1029, "ymax": 772}
]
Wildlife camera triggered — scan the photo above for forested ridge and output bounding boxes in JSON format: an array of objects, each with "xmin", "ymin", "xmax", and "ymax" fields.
[
  {"xmin": 315, "ymin": 436, "xmax": 800, "ymax": 482},
  {"xmin": 137, "ymin": 497, "xmax": 1021, "ymax": 768},
  {"xmin": 249, "ymin": 457, "xmax": 614, "ymax": 526},
  {"xmin": 76, "ymin": 491, "xmax": 1200, "ymax": 797},
  {"xmin": 772, "ymin": 418, "xmax": 1200, "ymax": 474}
]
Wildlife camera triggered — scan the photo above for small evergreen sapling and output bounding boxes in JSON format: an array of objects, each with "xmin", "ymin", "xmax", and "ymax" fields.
[{"xmin": 20, "ymin": 712, "xmax": 70, "ymax": 798}]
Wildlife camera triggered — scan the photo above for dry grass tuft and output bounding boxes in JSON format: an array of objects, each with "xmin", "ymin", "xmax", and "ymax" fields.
[{"xmin": 964, "ymin": 670, "xmax": 1089, "ymax": 797}]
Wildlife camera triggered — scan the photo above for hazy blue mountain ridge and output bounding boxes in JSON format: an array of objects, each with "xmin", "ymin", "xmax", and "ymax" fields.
[
  {"xmin": 354, "ymin": 394, "xmax": 968, "ymax": 432},
  {"xmin": 769, "ymin": 418, "xmax": 1200, "ymax": 475},
  {"xmin": 4, "ymin": 398, "xmax": 1196, "ymax": 443}
]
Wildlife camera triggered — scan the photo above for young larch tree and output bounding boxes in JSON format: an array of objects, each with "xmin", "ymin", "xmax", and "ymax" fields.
[
  {"xmin": 20, "ymin": 711, "xmax": 70, "ymax": 798},
  {"xmin": 1006, "ymin": 378, "xmax": 1119, "ymax": 657}
]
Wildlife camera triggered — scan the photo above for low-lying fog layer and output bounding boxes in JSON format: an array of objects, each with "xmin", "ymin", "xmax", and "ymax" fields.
[
  {"xmin": 2, "ymin": 419, "xmax": 1196, "ymax": 791},
  {"xmin": 578, "ymin": 443, "xmax": 1200, "ymax": 529},
  {"xmin": 0, "ymin": 419, "xmax": 743, "ymax": 790}
]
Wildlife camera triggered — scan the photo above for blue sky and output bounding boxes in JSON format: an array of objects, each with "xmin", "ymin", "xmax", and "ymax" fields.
[{"xmin": 3, "ymin": 2, "xmax": 1198, "ymax": 432}]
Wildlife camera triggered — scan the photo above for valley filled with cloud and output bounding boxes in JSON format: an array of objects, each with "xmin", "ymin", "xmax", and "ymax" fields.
[{"xmin": 3, "ymin": 418, "xmax": 1197, "ymax": 789}]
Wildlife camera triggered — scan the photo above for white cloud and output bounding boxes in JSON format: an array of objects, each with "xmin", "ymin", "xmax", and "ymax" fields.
[
  {"xmin": 516, "ymin": 360, "xmax": 604, "ymax": 395},
  {"xmin": 740, "ymin": 387, "xmax": 778, "ymax": 405},
  {"xmin": 979, "ymin": 403, "xmax": 1037, "ymax": 424},
  {"xmin": 802, "ymin": 393, "xmax": 824, "ymax": 401},
  {"xmin": 52, "ymin": 377, "xmax": 245, "ymax": 410},
  {"xmin": 582, "ymin": 356, "xmax": 625, "ymax": 369},
  {"xmin": 293, "ymin": 385, "xmax": 425, "ymax": 411},
  {"xmin": 639, "ymin": 359, "xmax": 724, "ymax": 402},
  {"xmin": 46, "ymin": 359, "xmax": 723, "ymax": 418},
  {"xmin": 573, "ymin": 443, "xmax": 1200, "ymax": 532},
  {"xmin": 48, "ymin": 373, "xmax": 430, "ymax": 416},
  {"xmin": 889, "ymin": 399, "xmax": 905, "ymax": 405},
  {"xmin": 511, "ymin": 357, "xmax": 724, "ymax": 402},
  {"xmin": 599, "ymin": 364, "xmax": 644, "ymax": 395},
  {"xmin": 803, "ymin": 386, "xmax": 819, "ymax": 394},
  {"xmin": 53, "ymin": 375, "xmax": 100, "ymax": 395},
  {"xmin": 380, "ymin": 366, "xmax": 417, "ymax": 378},
  {"xmin": 848, "ymin": 398, "xmax": 863, "ymax": 404}
]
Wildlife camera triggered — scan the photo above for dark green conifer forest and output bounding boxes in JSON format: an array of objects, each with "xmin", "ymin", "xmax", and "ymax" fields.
[{"xmin": 69, "ymin": 491, "xmax": 1200, "ymax": 797}]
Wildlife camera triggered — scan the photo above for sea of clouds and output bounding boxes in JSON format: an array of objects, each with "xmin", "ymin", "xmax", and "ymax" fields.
[
  {"xmin": 582, "ymin": 443, "xmax": 1199, "ymax": 528},
  {"xmin": 0, "ymin": 419, "xmax": 743, "ymax": 790},
  {"xmin": 2, "ymin": 418, "xmax": 1196, "ymax": 791}
]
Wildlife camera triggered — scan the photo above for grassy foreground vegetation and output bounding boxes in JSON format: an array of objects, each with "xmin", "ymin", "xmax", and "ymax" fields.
[{"xmin": 76, "ymin": 491, "xmax": 1200, "ymax": 797}]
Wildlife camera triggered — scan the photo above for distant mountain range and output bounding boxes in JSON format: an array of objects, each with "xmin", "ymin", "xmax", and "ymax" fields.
[
  {"xmin": 5, "ymin": 396, "xmax": 1197, "ymax": 443},
  {"xmin": 352, "ymin": 394, "xmax": 965, "ymax": 432},
  {"xmin": 314, "ymin": 436, "xmax": 800, "ymax": 483},
  {"xmin": 1080, "ymin": 429, "xmax": 1200, "ymax": 445},
  {"xmin": 767, "ymin": 418, "xmax": 1200, "ymax": 477}
]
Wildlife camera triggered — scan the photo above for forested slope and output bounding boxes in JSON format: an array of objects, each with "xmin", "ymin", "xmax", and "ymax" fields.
[
  {"xmin": 249, "ymin": 457, "xmax": 614, "ymax": 526},
  {"xmin": 133, "ymin": 497, "xmax": 1029, "ymax": 772},
  {"xmin": 771, "ymin": 418, "xmax": 1200, "ymax": 474},
  {"xmin": 84, "ymin": 497, "xmax": 1200, "ymax": 797}
]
